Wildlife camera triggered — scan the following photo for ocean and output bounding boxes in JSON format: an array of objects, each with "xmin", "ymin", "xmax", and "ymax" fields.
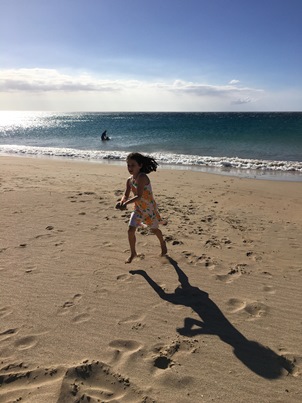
[{"xmin": 0, "ymin": 111, "xmax": 301, "ymax": 180}]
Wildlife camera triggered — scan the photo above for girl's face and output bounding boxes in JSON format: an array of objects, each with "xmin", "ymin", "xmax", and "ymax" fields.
[{"xmin": 127, "ymin": 159, "xmax": 142, "ymax": 177}]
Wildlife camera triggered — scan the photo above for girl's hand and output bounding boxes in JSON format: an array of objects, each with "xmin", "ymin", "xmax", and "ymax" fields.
[{"xmin": 115, "ymin": 201, "xmax": 127, "ymax": 210}]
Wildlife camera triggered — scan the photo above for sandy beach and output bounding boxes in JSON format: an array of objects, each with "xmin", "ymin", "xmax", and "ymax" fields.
[{"xmin": 0, "ymin": 155, "xmax": 301, "ymax": 403}]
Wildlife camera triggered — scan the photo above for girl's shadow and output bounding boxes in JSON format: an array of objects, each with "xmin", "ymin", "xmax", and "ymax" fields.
[{"xmin": 130, "ymin": 256, "xmax": 294, "ymax": 379}]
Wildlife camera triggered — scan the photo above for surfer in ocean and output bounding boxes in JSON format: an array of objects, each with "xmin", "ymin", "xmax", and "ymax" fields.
[{"xmin": 101, "ymin": 130, "xmax": 110, "ymax": 141}]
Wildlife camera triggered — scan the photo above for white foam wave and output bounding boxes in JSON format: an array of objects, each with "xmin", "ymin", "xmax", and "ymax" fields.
[{"xmin": 0, "ymin": 144, "xmax": 301, "ymax": 173}]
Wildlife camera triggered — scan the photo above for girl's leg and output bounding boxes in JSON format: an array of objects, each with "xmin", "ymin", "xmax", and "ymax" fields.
[
  {"xmin": 151, "ymin": 228, "xmax": 167, "ymax": 256},
  {"xmin": 126, "ymin": 226, "xmax": 137, "ymax": 263}
]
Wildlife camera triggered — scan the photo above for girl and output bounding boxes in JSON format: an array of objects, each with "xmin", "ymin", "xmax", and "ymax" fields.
[{"xmin": 116, "ymin": 152, "xmax": 167, "ymax": 263}]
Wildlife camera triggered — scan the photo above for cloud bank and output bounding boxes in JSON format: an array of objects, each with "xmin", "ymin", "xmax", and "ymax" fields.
[
  {"xmin": 0, "ymin": 68, "xmax": 261, "ymax": 95},
  {"xmin": 0, "ymin": 68, "xmax": 283, "ymax": 111}
]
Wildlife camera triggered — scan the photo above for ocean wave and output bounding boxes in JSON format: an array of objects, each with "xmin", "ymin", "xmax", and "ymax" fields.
[{"xmin": 1, "ymin": 144, "xmax": 301, "ymax": 173}]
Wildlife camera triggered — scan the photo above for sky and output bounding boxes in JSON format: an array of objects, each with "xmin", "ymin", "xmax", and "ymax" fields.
[{"xmin": 0, "ymin": 0, "xmax": 301, "ymax": 112}]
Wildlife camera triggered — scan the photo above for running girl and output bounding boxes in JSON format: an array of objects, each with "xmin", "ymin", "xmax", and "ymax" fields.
[{"xmin": 116, "ymin": 152, "xmax": 167, "ymax": 263}]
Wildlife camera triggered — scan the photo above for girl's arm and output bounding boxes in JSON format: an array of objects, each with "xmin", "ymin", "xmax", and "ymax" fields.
[
  {"xmin": 120, "ymin": 178, "xmax": 131, "ymax": 204},
  {"xmin": 122, "ymin": 174, "xmax": 149, "ymax": 206}
]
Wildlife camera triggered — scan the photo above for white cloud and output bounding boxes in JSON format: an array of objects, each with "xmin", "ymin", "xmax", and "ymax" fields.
[
  {"xmin": 0, "ymin": 68, "xmax": 263, "ymax": 95},
  {"xmin": 0, "ymin": 68, "xmax": 269, "ymax": 111},
  {"xmin": 229, "ymin": 79, "xmax": 240, "ymax": 85},
  {"xmin": 231, "ymin": 97, "xmax": 254, "ymax": 105},
  {"xmin": 0, "ymin": 68, "xmax": 122, "ymax": 92},
  {"xmin": 168, "ymin": 80, "xmax": 263, "ymax": 98}
]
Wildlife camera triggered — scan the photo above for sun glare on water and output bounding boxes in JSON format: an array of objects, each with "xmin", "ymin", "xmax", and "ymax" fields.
[{"xmin": 0, "ymin": 111, "xmax": 54, "ymax": 131}]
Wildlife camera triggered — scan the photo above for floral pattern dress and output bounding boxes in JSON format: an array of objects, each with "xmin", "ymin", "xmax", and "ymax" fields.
[{"xmin": 129, "ymin": 175, "xmax": 163, "ymax": 229}]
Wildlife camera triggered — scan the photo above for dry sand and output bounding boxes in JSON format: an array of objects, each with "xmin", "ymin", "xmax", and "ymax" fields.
[{"xmin": 0, "ymin": 156, "xmax": 301, "ymax": 402}]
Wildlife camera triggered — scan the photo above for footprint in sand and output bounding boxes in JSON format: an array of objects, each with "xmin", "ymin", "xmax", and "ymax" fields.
[
  {"xmin": 14, "ymin": 335, "xmax": 38, "ymax": 350},
  {"xmin": 277, "ymin": 351, "xmax": 302, "ymax": 377},
  {"xmin": 226, "ymin": 298, "xmax": 269, "ymax": 319},
  {"xmin": 262, "ymin": 285, "xmax": 276, "ymax": 294},
  {"xmin": 103, "ymin": 241, "xmax": 112, "ymax": 247},
  {"xmin": 165, "ymin": 235, "xmax": 184, "ymax": 245},
  {"xmin": 55, "ymin": 241, "xmax": 65, "ymax": 247},
  {"xmin": 246, "ymin": 250, "xmax": 263, "ymax": 262},
  {"xmin": 57, "ymin": 360, "xmax": 153, "ymax": 402},
  {"xmin": 0, "ymin": 328, "xmax": 19, "ymax": 343},
  {"xmin": 205, "ymin": 236, "xmax": 232, "ymax": 249},
  {"xmin": 226, "ymin": 298, "xmax": 246, "ymax": 313},
  {"xmin": 195, "ymin": 254, "xmax": 217, "ymax": 269},
  {"xmin": 150, "ymin": 342, "xmax": 175, "ymax": 369},
  {"xmin": 149, "ymin": 338, "xmax": 199, "ymax": 372},
  {"xmin": 180, "ymin": 251, "xmax": 217, "ymax": 268},
  {"xmin": 205, "ymin": 237, "xmax": 222, "ymax": 249},
  {"xmin": 118, "ymin": 313, "xmax": 146, "ymax": 331},
  {"xmin": 261, "ymin": 271, "xmax": 273, "ymax": 278},
  {"xmin": 118, "ymin": 314, "xmax": 145, "ymax": 324},
  {"xmin": 109, "ymin": 339, "xmax": 143, "ymax": 352},
  {"xmin": 24, "ymin": 265, "xmax": 38, "ymax": 274},
  {"xmin": 215, "ymin": 264, "xmax": 250, "ymax": 283},
  {"xmin": 244, "ymin": 301, "xmax": 269, "ymax": 318},
  {"xmin": 68, "ymin": 195, "xmax": 77, "ymax": 203},
  {"xmin": 181, "ymin": 250, "xmax": 196, "ymax": 264},
  {"xmin": 83, "ymin": 191, "xmax": 96, "ymax": 196},
  {"xmin": 72, "ymin": 312, "xmax": 92, "ymax": 324},
  {"xmin": 216, "ymin": 272, "xmax": 241, "ymax": 283},
  {"xmin": 116, "ymin": 273, "xmax": 133, "ymax": 282},
  {"xmin": 34, "ymin": 233, "xmax": 53, "ymax": 241},
  {"xmin": 108, "ymin": 339, "xmax": 144, "ymax": 367},
  {"xmin": 57, "ymin": 294, "xmax": 82, "ymax": 316}
]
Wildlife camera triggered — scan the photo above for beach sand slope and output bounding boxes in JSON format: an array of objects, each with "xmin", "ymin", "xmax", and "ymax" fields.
[{"xmin": 0, "ymin": 157, "xmax": 301, "ymax": 402}]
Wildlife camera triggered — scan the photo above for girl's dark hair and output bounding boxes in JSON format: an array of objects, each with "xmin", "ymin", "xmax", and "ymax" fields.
[{"xmin": 126, "ymin": 152, "xmax": 158, "ymax": 174}]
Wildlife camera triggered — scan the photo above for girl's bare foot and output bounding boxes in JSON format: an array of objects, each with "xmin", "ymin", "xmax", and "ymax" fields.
[{"xmin": 125, "ymin": 254, "xmax": 137, "ymax": 264}]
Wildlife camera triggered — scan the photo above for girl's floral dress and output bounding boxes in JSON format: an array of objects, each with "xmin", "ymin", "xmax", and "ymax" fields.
[{"xmin": 129, "ymin": 175, "xmax": 163, "ymax": 229}]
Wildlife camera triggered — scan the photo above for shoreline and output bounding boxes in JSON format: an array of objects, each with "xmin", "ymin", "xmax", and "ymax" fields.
[
  {"xmin": 1, "ymin": 155, "xmax": 301, "ymax": 402},
  {"xmin": 1, "ymin": 152, "xmax": 302, "ymax": 182}
]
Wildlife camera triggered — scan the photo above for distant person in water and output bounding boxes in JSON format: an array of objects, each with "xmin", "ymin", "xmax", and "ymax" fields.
[{"xmin": 101, "ymin": 130, "xmax": 110, "ymax": 141}]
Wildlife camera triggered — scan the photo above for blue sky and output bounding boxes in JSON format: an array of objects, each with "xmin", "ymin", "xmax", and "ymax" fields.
[{"xmin": 0, "ymin": 0, "xmax": 301, "ymax": 111}]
